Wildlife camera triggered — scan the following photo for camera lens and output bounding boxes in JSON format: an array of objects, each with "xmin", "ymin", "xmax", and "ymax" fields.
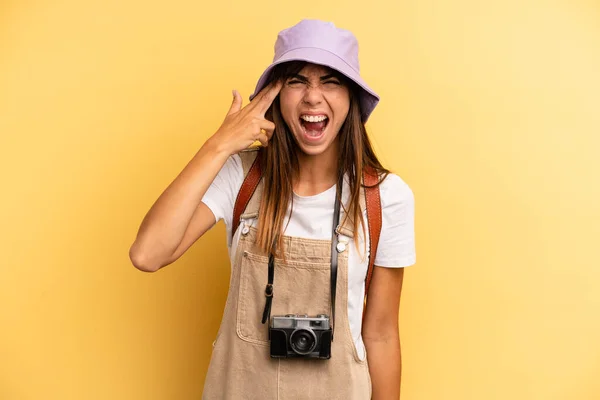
[{"xmin": 290, "ymin": 329, "xmax": 317, "ymax": 355}]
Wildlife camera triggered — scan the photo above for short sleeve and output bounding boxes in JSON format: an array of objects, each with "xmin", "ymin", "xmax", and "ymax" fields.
[
  {"xmin": 373, "ymin": 173, "xmax": 416, "ymax": 268},
  {"xmin": 200, "ymin": 154, "xmax": 244, "ymax": 235}
]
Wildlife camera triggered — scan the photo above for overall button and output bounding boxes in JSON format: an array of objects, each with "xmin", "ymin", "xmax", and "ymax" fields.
[
  {"xmin": 336, "ymin": 242, "xmax": 346, "ymax": 253},
  {"xmin": 241, "ymin": 226, "xmax": 250, "ymax": 236}
]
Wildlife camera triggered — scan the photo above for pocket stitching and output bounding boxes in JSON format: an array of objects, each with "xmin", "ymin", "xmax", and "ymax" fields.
[
  {"xmin": 236, "ymin": 253, "xmax": 270, "ymax": 346},
  {"xmin": 244, "ymin": 251, "xmax": 331, "ymax": 269}
]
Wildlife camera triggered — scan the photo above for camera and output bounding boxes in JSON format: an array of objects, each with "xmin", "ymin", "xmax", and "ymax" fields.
[{"xmin": 269, "ymin": 314, "xmax": 332, "ymax": 359}]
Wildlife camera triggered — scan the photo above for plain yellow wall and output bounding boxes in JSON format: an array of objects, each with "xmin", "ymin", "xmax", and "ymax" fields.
[{"xmin": 1, "ymin": 0, "xmax": 599, "ymax": 399}]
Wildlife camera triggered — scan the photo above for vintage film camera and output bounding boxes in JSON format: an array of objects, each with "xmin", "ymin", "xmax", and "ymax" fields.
[{"xmin": 269, "ymin": 314, "xmax": 332, "ymax": 359}]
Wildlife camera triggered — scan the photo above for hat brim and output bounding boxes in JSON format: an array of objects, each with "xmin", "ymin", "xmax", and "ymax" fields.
[{"xmin": 249, "ymin": 47, "xmax": 379, "ymax": 122}]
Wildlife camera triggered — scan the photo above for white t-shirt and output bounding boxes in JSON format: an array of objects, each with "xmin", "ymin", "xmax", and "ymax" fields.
[{"xmin": 201, "ymin": 154, "xmax": 416, "ymax": 359}]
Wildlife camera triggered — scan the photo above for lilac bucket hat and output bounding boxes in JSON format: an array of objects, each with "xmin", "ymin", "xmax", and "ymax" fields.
[{"xmin": 249, "ymin": 19, "xmax": 380, "ymax": 122}]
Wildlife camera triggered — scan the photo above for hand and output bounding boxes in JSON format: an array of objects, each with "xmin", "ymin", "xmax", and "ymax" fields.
[{"xmin": 209, "ymin": 80, "xmax": 283, "ymax": 156}]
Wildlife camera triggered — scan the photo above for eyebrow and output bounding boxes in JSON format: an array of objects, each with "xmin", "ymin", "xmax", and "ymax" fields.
[{"xmin": 289, "ymin": 73, "xmax": 341, "ymax": 82}]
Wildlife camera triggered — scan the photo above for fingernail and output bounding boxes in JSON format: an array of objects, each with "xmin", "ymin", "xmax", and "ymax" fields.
[{"xmin": 232, "ymin": 89, "xmax": 237, "ymax": 97}]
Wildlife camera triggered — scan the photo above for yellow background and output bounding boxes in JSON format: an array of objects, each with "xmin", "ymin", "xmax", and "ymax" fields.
[{"xmin": 1, "ymin": 0, "xmax": 599, "ymax": 399}]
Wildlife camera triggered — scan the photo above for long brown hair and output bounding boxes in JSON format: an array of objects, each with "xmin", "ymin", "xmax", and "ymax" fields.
[{"xmin": 256, "ymin": 61, "xmax": 389, "ymax": 257}]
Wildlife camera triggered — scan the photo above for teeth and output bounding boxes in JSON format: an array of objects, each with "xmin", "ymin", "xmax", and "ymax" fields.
[{"xmin": 300, "ymin": 115, "xmax": 328, "ymax": 123}]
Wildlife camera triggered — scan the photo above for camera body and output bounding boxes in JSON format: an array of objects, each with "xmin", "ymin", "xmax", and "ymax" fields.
[{"xmin": 269, "ymin": 314, "xmax": 332, "ymax": 359}]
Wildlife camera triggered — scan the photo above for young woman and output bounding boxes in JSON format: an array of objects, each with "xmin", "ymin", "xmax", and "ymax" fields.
[{"xmin": 130, "ymin": 19, "xmax": 416, "ymax": 400}]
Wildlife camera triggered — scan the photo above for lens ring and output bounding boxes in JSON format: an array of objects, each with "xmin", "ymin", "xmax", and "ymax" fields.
[{"xmin": 290, "ymin": 329, "xmax": 317, "ymax": 355}]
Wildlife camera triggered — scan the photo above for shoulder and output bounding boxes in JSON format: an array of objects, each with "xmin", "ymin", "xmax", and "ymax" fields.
[
  {"xmin": 208, "ymin": 152, "xmax": 244, "ymax": 196},
  {"xmin": 372, "ymin": 173, "xmax": 417, "ymax": 267},
  {"xmin": 218, "ymin": 153, "xmax": 244, "ymax": 181},
  {"xmin": 227, "ymin": 152, "xmax": 243, "ymax": 171},
  {"xmin": 378, "ymin": 173, "xmax": 414, "ymax": 207}
]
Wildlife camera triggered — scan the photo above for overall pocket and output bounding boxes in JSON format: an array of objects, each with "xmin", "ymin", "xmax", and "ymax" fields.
[{"xmin": 236, "ymin": 251, "xmax": 331, "ymax": 344}]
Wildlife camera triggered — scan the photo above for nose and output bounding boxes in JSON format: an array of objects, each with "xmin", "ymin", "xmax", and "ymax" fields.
[{"xmin": 302, "ymin": 84, "xmax": 324, "ymax": 106}]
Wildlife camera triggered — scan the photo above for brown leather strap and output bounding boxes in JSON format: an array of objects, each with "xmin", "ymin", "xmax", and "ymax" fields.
[
  {"xmin": 231, "ymin": 149, "xmax": 263, "ymax": 240},
  {"xmin": 363, "ymin": 167, "xmax": 382, "ymax": 317}
]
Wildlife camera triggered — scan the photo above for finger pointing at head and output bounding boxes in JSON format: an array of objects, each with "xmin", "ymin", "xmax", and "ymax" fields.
[{"xmin": 256, "ymin": 80, "xmax": 283, "ymax": 115}]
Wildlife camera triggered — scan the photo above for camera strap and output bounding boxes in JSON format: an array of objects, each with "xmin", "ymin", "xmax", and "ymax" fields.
[
  {"xmin": 261, "ymin": 252, "xmax": 275, "ymax": 325},
  {"xmin": 329, "ymin": 174, "xmax": 343, "ymax": 340},
  {"xmin": 261, "ymin": 174, "xmax": 343, "ymax": 342}
]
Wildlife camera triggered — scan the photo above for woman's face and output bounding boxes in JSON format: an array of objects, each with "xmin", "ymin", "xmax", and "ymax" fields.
[{"xmin": 279, "ymin": 63, "xmax": 350, "ymax": 156}]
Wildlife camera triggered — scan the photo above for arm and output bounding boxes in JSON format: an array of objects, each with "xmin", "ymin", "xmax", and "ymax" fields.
[
  {"xmin": 363, "ymin": 266, "xmax": 405, "ymax": 400},
  {"xmin": 129, "ymin": 82, "xmax": 282, "ymax": 272},
  {"xmin": 128, "ymin": 141, "xmax": 229, "ymax": 272}
]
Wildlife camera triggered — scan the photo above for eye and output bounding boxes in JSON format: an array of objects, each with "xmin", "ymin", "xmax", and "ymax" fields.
[
  {"xmin": 287, "ymin": 79, "xmax": 305, "ymax": 86},
  {"xmin": 323, "ymin": 80, "xmax": 341, "ymax": 86}
]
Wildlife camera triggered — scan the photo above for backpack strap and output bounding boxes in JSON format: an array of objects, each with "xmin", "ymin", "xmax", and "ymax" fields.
[
  {"xmin": 363, "ymin": 167, "xmax": 382, "ymax": 317},
  {"xmin": 232, "ymin": 148, "xmax": 263, "ymax": 241}
]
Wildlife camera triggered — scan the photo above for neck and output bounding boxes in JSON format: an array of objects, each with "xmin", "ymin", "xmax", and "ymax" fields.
[{"xmin": 293, "ymin": 140, "xmax": 340, "ymax": 196}]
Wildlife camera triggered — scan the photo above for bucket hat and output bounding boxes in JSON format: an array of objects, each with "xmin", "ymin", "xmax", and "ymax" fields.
[{"xmin": 249, "ymin": 19, "xmax": 379, "ymax": 122}]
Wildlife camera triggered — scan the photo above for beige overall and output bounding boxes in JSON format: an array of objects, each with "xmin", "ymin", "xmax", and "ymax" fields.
[{"xmin": 202, "ymin": 150, "xmax": 372, "ymax": 399}]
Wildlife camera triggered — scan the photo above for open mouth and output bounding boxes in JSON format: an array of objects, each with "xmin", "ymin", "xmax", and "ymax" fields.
[{"xmin": 299, "ymin": 115, "xmax": 329, "ymax": 139}]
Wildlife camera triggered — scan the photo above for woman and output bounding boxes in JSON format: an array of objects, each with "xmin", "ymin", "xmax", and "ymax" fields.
[{"xmin": 130, "ymin": 19, "xmax": 415, "ymax": 399}]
